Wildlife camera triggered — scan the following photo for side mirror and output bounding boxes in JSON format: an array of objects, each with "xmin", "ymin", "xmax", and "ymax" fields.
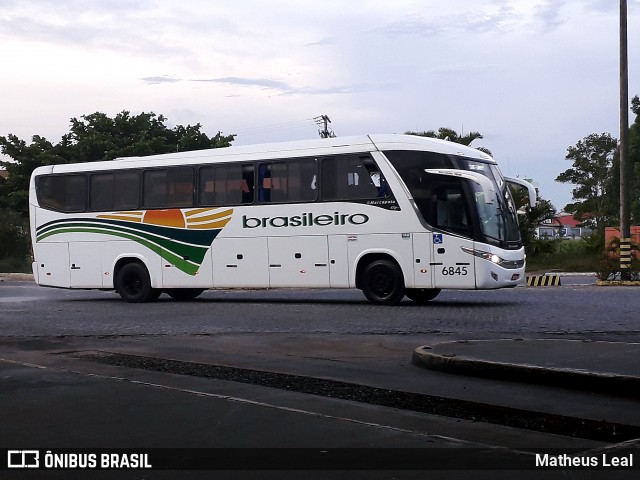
[
  {"xmin": 504, "ymin": 176, "xmax": 536, "ymax": 206},
  {"xmin": 424, "ymin": 168, "xmax": 496, "ymax": 204}
]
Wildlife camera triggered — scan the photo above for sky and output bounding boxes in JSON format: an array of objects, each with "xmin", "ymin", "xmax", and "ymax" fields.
[{"xmin": 1, "ymin": 0, "xmax": 639, "ymax": 211}]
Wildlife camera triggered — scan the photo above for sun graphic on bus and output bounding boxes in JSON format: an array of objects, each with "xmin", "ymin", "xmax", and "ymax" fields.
[
  {"xmin": 96, "ymin": 208, "xmax": 234, "ymax": 230},
  {"xmin": 36, "ymin": 208, "xmax": 234, "ymax": 275},
  {"xmin": 143, "ymin": 209, "xmax": 186, "ymax": 228}
]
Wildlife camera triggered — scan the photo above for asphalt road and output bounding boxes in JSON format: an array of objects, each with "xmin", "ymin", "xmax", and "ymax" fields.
[
  {"xmin": 0, "ymin": 276, "xmax": 638, "ymax": 342},
  {"xmin": 1, "ymin": 278, "xmax": 639, "ymax": 479}
]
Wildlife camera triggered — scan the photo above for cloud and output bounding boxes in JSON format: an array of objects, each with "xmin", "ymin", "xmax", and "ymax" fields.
[
  {"xmin": 194, "ymin": 77, "xmax": 293, "ymax": 91},
  {"xmin": 533, "ymin": 1, "xmax": 568, "ymax": 32},
  {"xmin": 141, "ymin": 76, "xmax": 182, "ymax": 85},
  {"xmin": 141, "ymin": 75, "xmax": 395, "ymax": 96},
  {"xmin": 304, "ymin": 37, "xmax": 336, "ymax": 47},
  {"xmin": 375, "ymin": 1, "xmax": 571, "ymax": 39}
]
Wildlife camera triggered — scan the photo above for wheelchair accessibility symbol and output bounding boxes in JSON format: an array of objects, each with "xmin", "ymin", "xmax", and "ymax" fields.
[{"xmin": 433, "ymin": 234, "xmax": 443, "ymax": 244}]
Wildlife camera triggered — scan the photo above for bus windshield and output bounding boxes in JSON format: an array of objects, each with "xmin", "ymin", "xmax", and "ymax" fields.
[
  {"xmin": 384, "ymin": 150, "xmax": 521, "ymax": 248},
  {"xmin": 459, "ymin": 159, "xmax": 520, "ymax": 244}
]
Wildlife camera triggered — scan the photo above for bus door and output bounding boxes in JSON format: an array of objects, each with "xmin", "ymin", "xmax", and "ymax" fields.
[
  {"xmin": 35, "ymin": 242, "xmax": 71, "ymax": 288},
  {"xmin": 431, "ymin": 233, "xmax": 476, "ymax": 288},
  {"xmin": 412, "ymin": 233, "xmax": 434, "ymax": 288},
  {"xmin": 428, "ymin": 178, "xmax": 476, "ymax": 289},
  {"xmin": 212, "ymin": 237, "xmax": 269, "ymax": 288},
  {"xmin": 69, "ymin": 241, "xmax": 104, "ymax": 287}
]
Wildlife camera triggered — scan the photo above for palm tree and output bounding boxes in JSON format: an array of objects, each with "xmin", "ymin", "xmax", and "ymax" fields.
[
  {"xmin": 509, "ymin": 185, "xmax": 557, "ymax": 249},
  {"xmin": 405, "ymin": 127, "xmax": 492, "ymax": 156}
]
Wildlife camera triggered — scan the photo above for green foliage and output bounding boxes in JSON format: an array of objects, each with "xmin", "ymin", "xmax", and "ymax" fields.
[
  {"xmin": 580, "ymin": 232, "xmax": 605, "ymax": 254},
  {"xmin": 508, "ymin": 183, "xmax": 556, "ymax": 251},
  {"xmin": 0, "ymin": 111, "xmax": 235, "ymax": 270},
  {"xmin": 405, "ymin": 127, "xmax": 492, "ymax": 156},
  {"xmin": 596, "ymin": 236, "xmax": 640, "ymax": 281},
  {"xmin": 628, "ymin": 95, "xmax": 640, "ymax": 223},
  {"xmin": 525, "ymin": 236, "xmax": 604, "ymax": 273},
  {"xmin": 555, "ymin": 132, "xmax": 618, "ymax": 234},
  {"xmin": 0, "ymin": 207, "xmax": 29, "ymax": 258}
]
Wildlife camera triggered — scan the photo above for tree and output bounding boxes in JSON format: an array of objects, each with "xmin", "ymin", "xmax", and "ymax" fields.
[
  {"xmin": 0, "ymin": 111, "xmax": 235, "ymax": 268},
  {"xmin": 405, "ymin": 127, "xmax": 492, "ymax": 156},
  {"xmin": 631, "ymin": 96, "xmax": 640, "ymax": 223},
  {"xmin": 555, "ymin": 133, "xmax": 618, "ymax": 234},
  {"xmin": 509, "ymin": 184, "xmax": 557, "ymax": 249}
]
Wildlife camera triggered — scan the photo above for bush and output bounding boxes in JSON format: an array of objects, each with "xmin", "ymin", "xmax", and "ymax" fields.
[
  {"xmin": 525, "ymin": 237, "xmax": 602, "ymax": 272},
  {"xmin": 595, "ymin": 236, "xmax": 640, "ymax": 281}
]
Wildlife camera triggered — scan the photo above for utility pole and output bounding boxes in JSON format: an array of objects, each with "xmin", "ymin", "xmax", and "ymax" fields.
[
  {"xmin": 619, "ymin": 0, "xmax": 631, "ymax": 279},
  {"xmin": 314, "ymin": 115, "xmax": 336, "ymax": 138}
]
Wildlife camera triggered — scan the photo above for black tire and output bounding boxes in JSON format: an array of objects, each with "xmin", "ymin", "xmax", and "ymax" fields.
[
  {"xmin": 361, "ymin": 259, "xmax": 405, "ymax": 305},
  {"xmin": 405, "ymin": 288, "xmax": 441, "ymax": 304},
  {"xmin": 115, "ymin": 262, "xmax": 156, "ymax": 303},
  {"xmin": 165, "ymin": 288, "xmax": 205, "ymax": 301},
  {"xmin": 149, "ymin": 288, "xmax": 163, "ymax": 301}
]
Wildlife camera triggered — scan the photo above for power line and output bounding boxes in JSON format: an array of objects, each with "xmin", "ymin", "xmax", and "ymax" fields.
[
  {"xmin": 313, "ymin": 115, "xmax": 336, "ymax": 138},
  {"xmin": 229, "ymin": 118, "xmax": 317, "ymax": 137}
]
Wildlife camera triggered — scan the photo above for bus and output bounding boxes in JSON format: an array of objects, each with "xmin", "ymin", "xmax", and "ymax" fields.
[{"xmin": 29, "ymin": 134, "xmax": 535, "ymax": 305}]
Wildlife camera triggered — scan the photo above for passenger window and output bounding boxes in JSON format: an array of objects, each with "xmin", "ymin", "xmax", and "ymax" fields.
[
  {"xmin": 431, "ymin": 179, "xmax": 472, "ymax": 237},
  {"xmin": 321, "ymin": 155, "xmax": 389, "ymax": 201},
  {"xmin": 258, "ymin": 160, "xmax": 317, "ymax": 203},
  {"xmin": 199, "ymin": 164, "xmax": 253, "ymax": 206},
  {"xmin": 90, "ymin": 171, "xmax": 140, "ymax": 211},
  {"xmin": 36, "ymin": 174, "xmax": 87, "ymax": 212},
  {"xmin": 143, "ymin": 167, "xmax": 194, "ymax": 208}
]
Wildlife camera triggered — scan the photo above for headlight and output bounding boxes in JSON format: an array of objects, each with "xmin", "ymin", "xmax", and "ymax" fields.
[{"xmin": 461, "ymin": 247, "xmax": 524, "ymax": 269}]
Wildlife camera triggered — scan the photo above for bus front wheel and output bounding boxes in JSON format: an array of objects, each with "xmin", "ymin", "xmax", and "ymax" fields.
[
  {"xmin": 361, "ymin": 259, "xmax": 405, "ymax": 306},
  {"xmin": 405, "ymin": 288, "xmax": 441, "ymax": 304},
  {"xmin": 115, "ymin": 262, "xmax": 157, "ymax": 303}
]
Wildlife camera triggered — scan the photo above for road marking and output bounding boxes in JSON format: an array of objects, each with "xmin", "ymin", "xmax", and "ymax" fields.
[{"xmin": 0, "ymin": 356, "xmax": 478, "ymax": 448}]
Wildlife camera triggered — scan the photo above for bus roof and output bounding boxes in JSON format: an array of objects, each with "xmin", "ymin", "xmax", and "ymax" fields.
[{"xmin": 34, "ymin": 134, "xmax": 494, "ymax": 175}]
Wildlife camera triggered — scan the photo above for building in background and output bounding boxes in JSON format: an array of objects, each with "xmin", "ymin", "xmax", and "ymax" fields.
[{"xmin": 537, "ymin": 213, "xmax": 594, "ymax": 240}]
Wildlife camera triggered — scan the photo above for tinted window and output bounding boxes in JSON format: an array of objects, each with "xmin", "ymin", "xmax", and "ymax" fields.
[
  {"xmin": 199, "ymin": 164, "xmax": 254, "ymax": 206},
  {"xmin": 143, "ymin": 167, "xmax": 194, "ymax": 208},
  {"xmin": 90, "ymin": 170, "xmax": 140, "ymax": 211},
  {"xmin": 258, "ymin": 160, "xmax": 317, "ymax": 203},
  {"xmin": 36, "ymin": 174, "xmax": 87, "ymax": 212},
  {"xmin": 321, "ymin": 154, "xmax": 389, "ymax": 201}
]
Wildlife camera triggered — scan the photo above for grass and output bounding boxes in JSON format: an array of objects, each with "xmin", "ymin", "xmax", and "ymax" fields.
[
  {"xmin": 0, "ymin": 256, "xmax": 32, "ymax": 274},
  {"xmin": 525, "ymin": 238, "xmax": 602, "ymax": 273},
  {"xmin": 526, "ymin": 251, "xmax": 601, "ymax": 273}
]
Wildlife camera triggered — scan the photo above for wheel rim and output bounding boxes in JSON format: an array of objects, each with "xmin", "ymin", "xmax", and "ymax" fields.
[
  {"xmin": 123, "ymin": 272, "xmax": 143, "ymax": 296},
  {"xmin": 370, "ymin": 269, "xmax": 393, "ymax": 298}
]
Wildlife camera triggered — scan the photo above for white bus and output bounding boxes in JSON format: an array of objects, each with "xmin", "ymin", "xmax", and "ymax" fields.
[{"xmin": 29, "ymin": 134, "xmax": 535, "ymax": 305}]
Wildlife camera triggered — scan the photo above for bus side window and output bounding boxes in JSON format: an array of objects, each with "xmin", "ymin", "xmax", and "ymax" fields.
[
  {"xmin": 199, "ymin": 164, "xmax": 252, "ymax": 206},
  {"xmin": 144, "ymin": 167, "xmax": 194, "ymax": 209},
  {"xmin": 36, "ymin": 174, "xmax": 87, "ymax": 212},
  {"xmin": 258, "ymin": 164, "xmax": 271, "ymax": 203},
  {"xmin": 167, "ymin": 167, "xmax": 194, "ymax": 207},
  {"xmin": 241, "ymin": 164, "xmax": 254, "ymax": 204},
  {"xmin": 434, "ymin": 181, "xmax": 472, "ymax": 236},
  {"xmin": 90, "ymin": 171, "xmax": 140, "ymax": 211},
  {"xmin": 321, "ymin": 154, "xmax": 388, "ymax": 201},
  {"xmin": 259, "ymin": 160, "xmax": 317, "ymax": 203}
]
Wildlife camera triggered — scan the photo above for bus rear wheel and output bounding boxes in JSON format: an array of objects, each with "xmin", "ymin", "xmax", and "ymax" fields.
[
  {"xmin": 165, "ymin": 288, "xmax": 205, "ymax": 301},
  {"xmin": 405, "ymin": 288, "xmax": 441, "ymax": 304},
  {"xmin": 361, "ymin": 259, "xmax": 405, "ymax": 306},
  {"xmin": 115, "ymin": 262, "xmax": 157, "ymax": 303}
]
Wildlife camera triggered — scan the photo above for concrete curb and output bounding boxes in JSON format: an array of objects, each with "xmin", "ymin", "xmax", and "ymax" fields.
[
  {"xmin": 412, "ymin": 340, "xmax": 640, "ymax": 398},
  {"xmin": 525, "ymin": 275, "xmax": 561, "ymax": 286},
  {"xmin": 0, "ymin": 273, "xmax": 34, "ymax": 281},
  {"xmin": 596, "ymin": 280, "xmax": 640, "ymax": 286}
]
